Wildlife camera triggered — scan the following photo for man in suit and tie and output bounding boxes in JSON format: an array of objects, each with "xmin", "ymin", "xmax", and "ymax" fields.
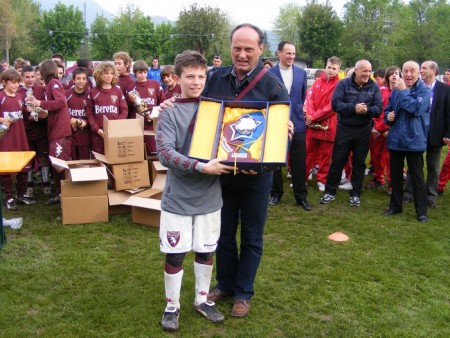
[
  {"xmin": 404, "ymin": 60, "xmax": 450, "ymax": 208},
  {"xmin": 268, "ymin": 41, "xmax": 311, "ymax": 211}
]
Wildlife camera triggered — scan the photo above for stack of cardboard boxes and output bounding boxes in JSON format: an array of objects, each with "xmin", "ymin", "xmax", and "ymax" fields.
[
  {"xmin": 50, "ymin": 157, "xmax": 109, "ymax": 225},
  {"xmin": 94, "ymin": 116, "xmax": 150, "ymax": 191},
  {"xmin": 95, "ymin": 116, "xmax": 166, "ymax": 227}
]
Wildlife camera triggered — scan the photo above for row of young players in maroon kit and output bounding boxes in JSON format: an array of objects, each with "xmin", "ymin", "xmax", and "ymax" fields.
[{"xmin": 0, "ymin": 54, "xmax": 182, "ymax": 211}]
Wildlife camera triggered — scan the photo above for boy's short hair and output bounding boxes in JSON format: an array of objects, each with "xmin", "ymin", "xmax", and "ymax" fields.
[
  {"xmin": 174, "ymin": 50, "xmax": 207, "ymax": 77},
  {"xmin": 314, "ymin": 69, "xmax": 325, "ymax": 79},
  {"xmin": 77, "ymin": 58, "xmax": 91, "ymax": 68},
  {"xmin": 13, "ymin": 58, "xmax": 28, "ymax": 70},
  {"xmin": 1, "ymin": 69, "xmax": 22, "ymax": 82},
  {"xmin": 113, "ymin": 51, "xmax": 132, "ymax": 66},
  {"xmin": 161, "ymin": 65, "xmax": 175, "ymax": 78},
  {"xmin": 373, "ymin": 67, "xmax": 386, "ymax": 79},
  {"xmin": 51, "ymin": 53, "xmax": 65, "ymax": 63},
  {"xmin": 327, "ymin": 56, "xmax": 342, "ymax": 66},
  {"xmin": 21, "ymin": 65, "xmax": 35, "ymax": 75},
  {"xmin": 72, "ymin": 67, "xmax": 89, "ymax": 79},
  {"xmin": 93, "ymin": 61, "xmax": 119, "ymax": 87},
  {"xmin": 132, "ymin": 60, "xmax": 149, "ymax": 73}
]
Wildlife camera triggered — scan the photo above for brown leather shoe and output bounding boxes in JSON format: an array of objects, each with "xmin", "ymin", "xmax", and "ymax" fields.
[
  {"xmin": 207, "ymin": 287, "xmax": 230, "ymax": 303},
  {"xmin": 231, "ymin": 298, "xmax": 251, "ymax": 317}
]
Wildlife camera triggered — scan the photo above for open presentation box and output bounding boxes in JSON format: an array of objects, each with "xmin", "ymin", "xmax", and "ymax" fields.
[{"xmin": 189, "ymin": 97, "xmax": 290, "ymax": 171}]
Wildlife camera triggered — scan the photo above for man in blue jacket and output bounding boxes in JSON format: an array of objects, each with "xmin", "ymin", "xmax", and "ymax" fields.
[
  {"xmin": 268, "ymin": 41, "xmax": 311, "ymax": 211},
  {"xmin": 403, "ymin": 60, "xmax": 450, "ymax": 208},
  {"xmin": 320, "ymin": 59, "xmax": 382, "ymax": 207},
  {"xmin": 383, "ymin": 60, "xmax": 430, "ymax": 222}
]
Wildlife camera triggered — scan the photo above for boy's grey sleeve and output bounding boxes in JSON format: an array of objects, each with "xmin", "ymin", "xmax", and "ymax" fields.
[{"xmin": 156, "ymin": 110, "xmax": 203, "ymax": 173}]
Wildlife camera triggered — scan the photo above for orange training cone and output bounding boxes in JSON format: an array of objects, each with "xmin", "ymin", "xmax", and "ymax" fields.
[{"xmin": 328, "ymin": 232, "xmax": 349, "ymax": 242}]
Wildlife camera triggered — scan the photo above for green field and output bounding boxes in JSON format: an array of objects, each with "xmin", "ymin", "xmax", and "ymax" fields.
[{"xmin": 1, "ymin": 160, "xmax": 449, "ymax": 337}]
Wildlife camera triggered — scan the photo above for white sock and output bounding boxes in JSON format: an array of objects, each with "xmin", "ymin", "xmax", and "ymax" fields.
[
  {"xmin": 27, "ymin": 171, "xmax": 34, "ymax": 183},
  {"xmin": 194, "ymin": 262, "xmax": 213, "ymax": 305},
  {"xmin": 41, "ymin": 166, "xmax": 50, "ymax": 183},
  {"xmin": 164, "ymin": 270, "xmax": 183, "ymax": 309}
]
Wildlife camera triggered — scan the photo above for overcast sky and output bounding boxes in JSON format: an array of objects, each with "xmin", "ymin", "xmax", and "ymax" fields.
[{"xmin": 94, "ymin": 0, "xmax": 347, "ymax": 30}]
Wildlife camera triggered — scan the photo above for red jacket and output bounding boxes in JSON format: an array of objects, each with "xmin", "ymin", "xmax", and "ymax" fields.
[
  {"xmin": 373, "ymin": 86, "xmax": 391, "ymax": 133},
  {"xmin": 306, "ymin": 73, "xmax": 340, "ymax": 141}
]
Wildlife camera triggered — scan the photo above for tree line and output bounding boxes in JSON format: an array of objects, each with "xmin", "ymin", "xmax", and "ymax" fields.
[{"xmin": 1, "ymin": 0, "xmax": 448, "ymax": 71}]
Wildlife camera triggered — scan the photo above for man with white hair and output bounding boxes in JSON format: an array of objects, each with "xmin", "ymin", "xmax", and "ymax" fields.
[
  {"xmin": 319, "ymin": 59, "xmax": 382, "ymax": 207},
  {"xmin": 403, "ymin": 60, "xmax": 450, "ymax": 208},
  {"xmin": 384, "ymin": 61, "xmax": 431, "ymax": 222}
]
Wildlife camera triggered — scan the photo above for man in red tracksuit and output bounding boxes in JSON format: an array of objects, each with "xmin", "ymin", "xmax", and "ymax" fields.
[{"xmin": 305, "ymin": 56, "xmax": 341, "ymax": 191}]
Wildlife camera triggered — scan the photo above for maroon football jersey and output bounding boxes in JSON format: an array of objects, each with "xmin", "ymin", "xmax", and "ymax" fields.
[
  {"xmin": 66, "ymin": 87, "xmax": 90, "ymax": 147},
  {"xmin": 126, "ymin": 79, "xmax": 165, "ymax": 127},
  {"xmin": 164, "ymin": 84, "xmax": 182, "ymax": 100},
  {"xmin": 86, "ymin": 86, "xmax": 128, "ymax": 134},
  {"xmin": 0, "ymin": 92, "xmax": 29, "ymax": 152},
  {"xmin": 40, "ymin": 78, "xmax": 72, "ymax": 141},
  {"xmin": 118, "ymin": 75, "xmax": 135, "ymax": 96},
  {"xmin": 18, "ymin": 84, "xmax": 47, "ymax": 142}
]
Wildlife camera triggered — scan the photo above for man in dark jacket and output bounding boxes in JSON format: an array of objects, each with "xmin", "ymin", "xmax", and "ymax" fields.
[
  {"xmin": 204, "ymin": 24, "xmax": 290, "ymax": 318},
  {"xmin": 383, "ymin": 61, "xmax": 430, "ymax": 222},
  {"xmin": 403, "ymin": 60, "xmax": 450, "ymax": 208},
  {"xmin": 319, "ymin": 59, "xmax": 382, "ymax": 207}
]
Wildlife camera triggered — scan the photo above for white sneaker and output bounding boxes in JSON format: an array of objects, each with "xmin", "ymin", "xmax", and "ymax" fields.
[
  {"xmin": 339, "ymin": 181, "xmax": 353, "ymax": 190},
  {"xmin": 340, "ymin": 177, "xmax": 349, "ymax": 185},
  {"xmin": 286, "ymin": 171, "xmax": 292, "ymax": 179},
  {"xmin": 317, "ymin": 182, "xmax": 325, "ymax": 192},
  {"xmin": 25, "ymin": 186, "xmax": 34, "ymax": 198},
  {"xmin": 2, "ymin": 217, "xmax": 23, "ymax": 229}
]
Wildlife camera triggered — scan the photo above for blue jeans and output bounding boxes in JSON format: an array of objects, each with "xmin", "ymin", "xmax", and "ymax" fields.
[{"xmin": 215, "ymin": 171, "xmax": 272, "ymax": 300}]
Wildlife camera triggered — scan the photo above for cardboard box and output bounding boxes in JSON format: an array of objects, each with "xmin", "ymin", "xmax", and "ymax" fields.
[
  {"xmin": 189, "ymin": 98, "xmax": 290, "ymax": 171},
  {"xmin": 103, "ymin": 115, "xmax": 145, "ymax": 164},
  {"xmin": 110, "ymin": 160, "xmax": 150, "ymax": 191},
  {"xmin": 49, "ymin": 157, "xmax": 109, "ymax": 224},
  {"xmin": 93, "ymin": 152, "xmax": 150, "ymax": 191},
  {"xmin": 107, "ymin": 190, "xmax": 132, "ymax": 215},
  {"xmin": 123, "ymin": 189, "xmax": 163, "ymax": 227},
  {"xmin": 143, "ymin": 106, "xmax": 160, "ymax": 137},
  {"xmin": 61, "ymin": 179, "xmax": 107, "ymax": 197},
  {"xmin": 61, "ymin": 195, "xmax": 109, "ymax": 224},
  {"xmin": 148, "ymin": 160, "xmax": 167, "ymax": 186},
  {"xmin": 49, "ymin": 157, "xmax": 108, "ymax": 182}
]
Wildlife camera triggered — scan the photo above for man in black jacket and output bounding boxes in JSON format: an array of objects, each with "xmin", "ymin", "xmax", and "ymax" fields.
[
  {"xmin": 404, "ymin": 60, "xmax": 450, "ymax": 208},
  {"xmin": 319, "ymin": 59, "xmax": 382, "ymax": 207}
]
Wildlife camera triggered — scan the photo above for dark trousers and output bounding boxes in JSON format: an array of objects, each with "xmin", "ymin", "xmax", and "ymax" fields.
[
  {"xmin": 270, "ymin": 168, "xmax": 283, "ymax": 199},
  {"xmin": 290, "ymin": 131, "xmax": 308, "ymax": 203},
  {"xmin": 389, "ymin": 150, "xmax": 427, "ymax": 217},
  {"xmin": 325, "ymin": 123, "xmax": 372, "ymax": 197},
  {"xmin": 216, "ymin": 171, "xmax": 272, "ymax": 300},
  {"xmin": 404, "ymin": 146, "xmax": 441, "ymax": 203}
]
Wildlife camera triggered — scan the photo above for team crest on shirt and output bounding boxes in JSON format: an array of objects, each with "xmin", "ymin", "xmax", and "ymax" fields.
[
  {"xmin": 18, "ymin": 100, "xmax": 23, "ymax": 108},
  {"xmin": 148, "ymin": 88, "xmax": 155, "ymax": 96},
  {"xmin": 83, "ymin": 100, "xmax": 87, "ymax": 108},
  {"xmin": 167, "ymin": 231, "xmax": 180, "ymax": 247},
  {"xmin": 111, "ymin": 95, "xmax": 118, "ymax": 104}
]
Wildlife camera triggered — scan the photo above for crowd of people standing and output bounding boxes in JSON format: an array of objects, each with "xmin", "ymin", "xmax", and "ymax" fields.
[{"xmin": 1, "ymin": 23, "xmax": 450, "ymax": 332}]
